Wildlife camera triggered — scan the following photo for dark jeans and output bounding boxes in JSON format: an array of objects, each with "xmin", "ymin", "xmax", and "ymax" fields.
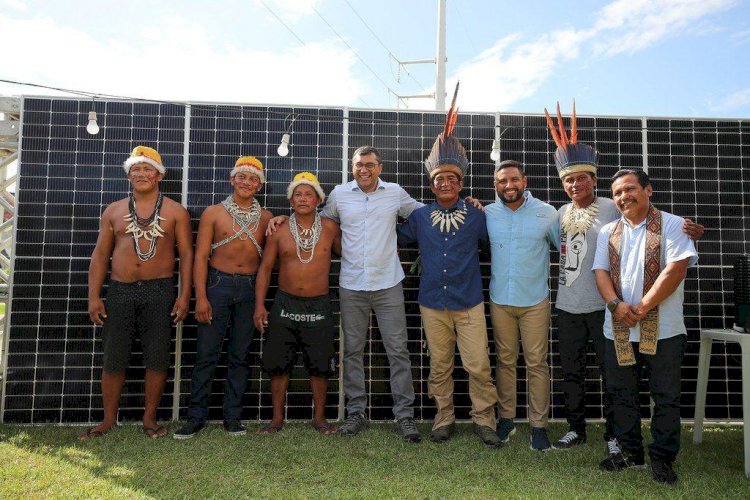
[
  {"xmin": 604, "ymin": 335, "xmax": 686, "ymax": 463},
  {"xmin": 187, "ymin": 268, "xmax": 256, "ymax": 423},
  {"xmin": 557, "ymin": 309, "xmax": 614, "ymax": 440}
]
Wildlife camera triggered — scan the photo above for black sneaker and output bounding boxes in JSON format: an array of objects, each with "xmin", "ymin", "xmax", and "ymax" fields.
[
  {"xmin": 395, "ymin": 417, "xmax": 421, "ymax": 443},
  {"xmin": 429, "ymin": 423, "xmax": 455, "ymax": 443},
  {"xmin": 651, "ymin": 458, "xmax": 678, "ymax": 485},
  {"xmin": 599, "ymin": 452, "xmax": 646, "ymax": 472},
  {"xmin": 495, "ymin": 418, "xmax": 516, "ymax": 443},
  {"xmin": 339, "ymin": 412, "xmax": 369, "ymax": 435},
  {"xmin": 173, "ymin": 420, "xmax": 204, "ymax": 440},
  {"xmin": 554, "ymin": 429, "xmax": 587, "ymax": 449},
  {"xmin": 530, "ymin": 427, "xmax": 552, "ymax": 451},
  {"xmin": 223, "ymin": 420, "xmax": 247, "ymax": 436},
  {"xmin": 606, "ymin": 437, "xmax": 622, "ymax": 457}
]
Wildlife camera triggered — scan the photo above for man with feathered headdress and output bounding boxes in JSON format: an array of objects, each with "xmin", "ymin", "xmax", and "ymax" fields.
[
  {"xmin": 397, "ymin": 84, "xmax": 501, "ymax": 447},
  {"xmin": 543, "ymin": 103, "xmax": 621, "ymax": 453}
]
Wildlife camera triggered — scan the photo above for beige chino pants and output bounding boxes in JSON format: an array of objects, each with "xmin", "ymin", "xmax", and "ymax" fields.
[
  {"xmin": 490, "ymin": 297, "xmax": 550, "ymax": 428},
  {"xmin": 420, "ymin": 303, "xmax": 497, "ymax": 430}
]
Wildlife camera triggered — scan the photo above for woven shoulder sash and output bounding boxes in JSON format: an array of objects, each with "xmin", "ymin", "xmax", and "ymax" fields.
[{"xmin": 607, "ymin": 205, "xmax": 662, "ymax": 366}]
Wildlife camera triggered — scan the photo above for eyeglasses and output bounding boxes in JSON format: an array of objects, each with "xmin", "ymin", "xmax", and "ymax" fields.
[{"xmin": 354, "ymin": 162, "xmax": 380, "ymax": 170}]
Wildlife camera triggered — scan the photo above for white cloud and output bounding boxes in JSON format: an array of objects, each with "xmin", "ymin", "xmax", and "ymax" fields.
[
  {"xmin": 0, "ymin": 13, "xmax": 364, "ymax": 106},
  {"xmin": 443, "ymin": 29, "xmax": 592, "ymax": 111},
  {"xmin": 731, "ymin": 28, "xmax": 750, "ymax": 43},
  {"xmin": 593, "ymin": 0, "xmax": 736, "ymax": 56},
  {"xmin": 708, "ymin": 87, "xmax": 750, "ymax": 112},
  {"xmin": 443, "ymin": 0, "xmax": 735, "ymax": 111},
  {"xmin": 0, "ymin": 0, "xmax": 26, "ymax": 11}
]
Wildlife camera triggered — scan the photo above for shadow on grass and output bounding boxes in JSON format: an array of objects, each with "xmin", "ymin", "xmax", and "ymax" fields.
[{"xmin": 0, "ymin": 422, "xmax": 747, "ymax": 498}]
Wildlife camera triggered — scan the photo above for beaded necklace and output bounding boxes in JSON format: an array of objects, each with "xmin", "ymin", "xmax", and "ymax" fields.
[
  {"xmin": 211, "ymin": 196, "xmax": 263, "ymax": 257},
  {"xmin": 123, "ymin": 193, "xmax": 165, "ymax": 261},
  {"xmin": 289, "ymin": 212, "xmax": 322, "ymax": 264},
  {"xmin": 561, "ymin": 198, "xmax": 599, "ymax": 235}
]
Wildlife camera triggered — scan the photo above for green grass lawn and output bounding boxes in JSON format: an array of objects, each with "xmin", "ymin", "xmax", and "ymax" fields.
[{"xmin": 0, "ymin": 422, "xmax": 747, "ymax": 498}]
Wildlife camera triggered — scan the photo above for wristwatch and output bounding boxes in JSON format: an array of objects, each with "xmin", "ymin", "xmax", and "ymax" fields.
[{"xmin": 606, "ymin": 298, "xmax": 621, "ymax": 313}]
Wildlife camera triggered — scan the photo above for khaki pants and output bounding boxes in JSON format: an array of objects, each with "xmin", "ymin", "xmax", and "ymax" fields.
[
  {"xmin": 490, "ymin": 297, "xmax": 550, "ymax": 428},
  {"xmin": 421, "ymin": 303, "xmax": 497, "ymax": 430}
]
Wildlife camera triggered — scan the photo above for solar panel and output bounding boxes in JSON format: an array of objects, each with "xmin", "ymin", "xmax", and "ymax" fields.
[{"xmin": 2, "ymin": 96, "xmax": 747, "ymax": 424}]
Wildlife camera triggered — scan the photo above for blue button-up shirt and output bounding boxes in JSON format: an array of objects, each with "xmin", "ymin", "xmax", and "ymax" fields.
[
  {"xmin": 397, "ymin": 200, "xmax": 486, "ymax": 310},
  {"xmin": 486, "ymin": 191, "xmax": 560, "ymax": 307},
  {"xmin": 321, "ymin": 179, "xmax": 422, "ymax": 291}
]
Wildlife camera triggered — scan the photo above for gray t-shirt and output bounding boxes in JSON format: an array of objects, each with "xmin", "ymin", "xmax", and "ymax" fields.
[{"xmin": 555, "ymin": 197, "xmax": 619, "ymax": 314}]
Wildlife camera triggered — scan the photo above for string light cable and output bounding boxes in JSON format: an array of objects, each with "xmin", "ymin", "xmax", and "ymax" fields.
[{"xmin": 0, "ymin": 78, "xmax": 747, "ymax": 132}]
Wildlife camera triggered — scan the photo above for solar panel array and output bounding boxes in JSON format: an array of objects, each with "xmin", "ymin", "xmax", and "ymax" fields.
[{"xmin": 1, "ymin": 96, "xmax": 747, "ymax": 425}]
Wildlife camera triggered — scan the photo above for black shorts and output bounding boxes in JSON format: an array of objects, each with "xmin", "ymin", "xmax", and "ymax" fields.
[
  {"xmin": 262, "ymin": 290, "xmax": 336, "ymax": 377},
  {"xmin": 102, "ymin": 278, "xmax": 175, "ymax": 373}
]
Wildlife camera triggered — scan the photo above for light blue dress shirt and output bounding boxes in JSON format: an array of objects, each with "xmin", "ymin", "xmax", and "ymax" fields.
[
  {"xmin": 321, "ymin": 179, "xmax": 422, "ymax": 291},
  {"xmin": 593, "ymin": 210, "xmax": 698, "ymax": 342},
  {"xmin": 485, "ymin": 191, "xmax": 560, "ymax": 307}
]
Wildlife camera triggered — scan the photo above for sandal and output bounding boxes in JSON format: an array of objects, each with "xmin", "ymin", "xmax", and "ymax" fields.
[
  {"xmin": 142, "ymin": 424, "xmax": 167, "ymax": 439},
  {"xmin": 312, "ymin": 421, "xmax": 337, "ymax": 435},
  {"xmin": 258, "ymin": 422, "xmax": 283, "ymax": 434},
  {"xmin": 79, "ymin": 426, "xmax": 111, "ymax": 440}
]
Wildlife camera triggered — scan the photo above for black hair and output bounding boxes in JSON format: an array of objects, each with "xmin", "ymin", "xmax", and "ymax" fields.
[
  {"xmin": 611, "ymin": 169, "xmax": 650, "ymax": 188},
  {"xmin": 494, "ymin": 159, "xmax": 524, "ymax": 177},
  {"xmin": 352, "ymin": 145, "xmax": 382, "ymax": 164}
]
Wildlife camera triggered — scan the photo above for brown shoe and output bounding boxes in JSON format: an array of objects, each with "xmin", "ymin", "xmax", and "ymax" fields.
[{"xmin": 474, "ymin": 424, "xmax": 502, "ymax": 448}]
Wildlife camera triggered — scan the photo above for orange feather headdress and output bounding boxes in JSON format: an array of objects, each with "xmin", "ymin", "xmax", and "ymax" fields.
[
  {"xmin": 544, "ymin": 100, "xmax": 598, "ymax": 180},
  {"xmin": 424, "ymin": 82, "xmax": 469, "ymax": 179}
]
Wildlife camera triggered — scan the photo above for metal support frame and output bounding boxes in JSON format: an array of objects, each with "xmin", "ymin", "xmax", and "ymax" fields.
[
  {"xmin": 390, "ymin": 0, "xmax": 446, "ymax": 109},
  {"xmin": 435, "ymin": 0, "xmax": 446, "ymax": 110},
  {"xmin": 172, "ymin": 104, "xmax": 192, "ymax": 421},
  {"xmin": 641, "ymin": 117, "xmax": 649, "ymax": 173},
  {"xmin": 0, "ymin": 96, "xmax": 21, "ymax": 420},
  {"xmin": 337, "ymin": 108, "xmax": 349, "ymax": 421}
]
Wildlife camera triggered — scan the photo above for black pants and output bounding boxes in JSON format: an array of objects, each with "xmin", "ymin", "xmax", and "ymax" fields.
[
  {"xmin": 604, "ymin": 335, "xmax": 686, "ymax": 463},
  {"xmin": 557, "ymin": 309, "xmax": 614, "ymax": 440}
]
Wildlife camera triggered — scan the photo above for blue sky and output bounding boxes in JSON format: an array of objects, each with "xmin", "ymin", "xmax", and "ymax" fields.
[{"xmin": 1, "ymin": 0, "xmax": 749, "ymax": 117}]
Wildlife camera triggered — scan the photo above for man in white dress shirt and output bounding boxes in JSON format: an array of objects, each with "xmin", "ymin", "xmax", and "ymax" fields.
[{"xmin": 593, "ymin": 169, "xmax": 698, "ymax": 485}]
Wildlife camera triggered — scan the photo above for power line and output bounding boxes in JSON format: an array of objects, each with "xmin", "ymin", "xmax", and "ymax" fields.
[
  {"xmin": 312, "ymin": 6, "xmax": 398, "ymax": 104},
  {"xmin": 450, "ymin": 0, "xmax": 479, "ymax": 55},
  {"xmin": 255, "ymin": 1, "xmax": 370, "ymax": 108},
  {"xmin": 343, "ymin": 0, "xmax": 427, "ymax": 90},
  {"xmin": 258, "ymin": 0, "xmax": 306, "ymax": 47}
]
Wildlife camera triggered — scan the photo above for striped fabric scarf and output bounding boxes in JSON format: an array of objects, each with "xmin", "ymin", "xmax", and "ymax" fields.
[{"xmin": 607, "ymin": 205, "xmax": 662, "ymax": 366}]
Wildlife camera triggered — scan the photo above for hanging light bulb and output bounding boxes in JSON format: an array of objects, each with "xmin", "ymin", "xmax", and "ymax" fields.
[
  {"xmin": 86, "ymin": 110, "xmax": 100, "ymax": 135},
  {"xmin": 277, "ymin": 133, "xmax": 290, "ymax": 157},
  {"xmin": 490, "ymin": 138, "xmax": 501, "ymax": 162}
]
